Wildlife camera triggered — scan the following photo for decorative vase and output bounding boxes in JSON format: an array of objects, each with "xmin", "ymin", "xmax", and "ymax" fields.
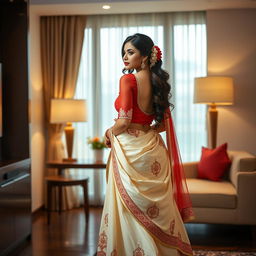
[{"xmin": 93, "ymin": 149, "xmax": 104, "ymax": 163}]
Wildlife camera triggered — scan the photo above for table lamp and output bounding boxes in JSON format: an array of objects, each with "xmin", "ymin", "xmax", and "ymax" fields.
[
  {"xmin": 194, "ymin": 76, "xmax": 234, "ymax": 149},
  {"xmin": 50, "ymin": 99, "xmax": 87, "ymax": 162}
]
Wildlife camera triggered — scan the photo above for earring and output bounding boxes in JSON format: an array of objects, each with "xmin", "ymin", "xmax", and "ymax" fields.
[{"xmin": 141, "ymin": 62, "xmax": 145, "ymax": 69}]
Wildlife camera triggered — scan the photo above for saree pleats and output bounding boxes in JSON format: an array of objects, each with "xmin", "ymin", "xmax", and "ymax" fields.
[{"xmin": 97, "ymin": 129, "xmax": 193, "ymax": 256}]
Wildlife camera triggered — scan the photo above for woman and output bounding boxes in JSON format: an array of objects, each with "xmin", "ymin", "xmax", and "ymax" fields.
[{"xmin": 97, "ymin": 33, "xmax": 194, "ymax": 256}]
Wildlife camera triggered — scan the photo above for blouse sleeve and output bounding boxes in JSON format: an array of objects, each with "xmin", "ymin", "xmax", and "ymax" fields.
[{"xmin": 117, "ymin": 75, "xmax": 134, "ymax": 120}]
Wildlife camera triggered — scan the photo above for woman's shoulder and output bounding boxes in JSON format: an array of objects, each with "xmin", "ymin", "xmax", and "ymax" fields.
[
  {"xmin": 119, "ymin": 73, "xmax": 136, "ymax": 88},
  {"xmin": 134, "ymin": 70, "xmax": 150, "ymax": 81}
]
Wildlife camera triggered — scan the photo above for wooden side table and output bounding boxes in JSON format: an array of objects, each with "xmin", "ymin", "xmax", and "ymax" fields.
[
  {"xmin": 45, "ymin": 175, "xmax": 89, "ymax": 225},
  {"xmin": 45, "ymin": 160, "xmax": 107, "ymax": 225},
  {"xmin": 46, "ymin": 160, "xmax": 107, "ymax": 175}
]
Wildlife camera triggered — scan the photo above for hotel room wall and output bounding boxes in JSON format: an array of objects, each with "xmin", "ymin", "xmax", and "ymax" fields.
[{"xmin": 207, "ymin": 9, "xmax": 256, "ymax": 155}]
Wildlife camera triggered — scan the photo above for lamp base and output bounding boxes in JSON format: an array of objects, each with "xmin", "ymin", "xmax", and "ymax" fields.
[
  {"xmin": 64, "ymin": 122, "xmax": 76, "ymax": 161},
  {"xmin": 63, "ymin": 157, "xmax": 77, "ymax": 162},
  {"xmin": 208, "ymin": 104, "xmax": 218, "ymax": 149}
]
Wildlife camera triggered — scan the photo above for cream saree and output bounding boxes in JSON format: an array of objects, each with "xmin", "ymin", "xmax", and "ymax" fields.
[{"xmin": 97, "ymin": 129, "xmax": 193, "ymax": 256}]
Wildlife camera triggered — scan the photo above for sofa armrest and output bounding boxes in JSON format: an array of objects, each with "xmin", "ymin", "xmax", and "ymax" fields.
[
  {"xmin": 239, "ymin": 158, "xmax": 256, "ymax": 172},
  {"xmin": 236, "ymin": 171, "xmax": 256, "ymax": 224},
  {"xmin": 183, "ymin": 162, "xmax": 198, "ymax": 178},
  {"xmin": 228, "ymin": 151, "xmax": 256, "ymax": 188}
]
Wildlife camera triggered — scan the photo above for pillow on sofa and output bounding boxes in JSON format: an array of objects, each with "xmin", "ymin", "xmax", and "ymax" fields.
[{"xmin": 197, "ymin": 143, "xmax": 231, "ymax": 181}]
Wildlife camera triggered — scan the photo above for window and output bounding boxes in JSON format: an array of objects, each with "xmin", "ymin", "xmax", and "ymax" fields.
[{"xmin": 73, "ymin": 12, "xmax": 207, "ymax": 205}]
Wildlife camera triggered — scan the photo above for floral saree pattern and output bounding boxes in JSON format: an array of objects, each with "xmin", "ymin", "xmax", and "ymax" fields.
[{"xmin": 97, "ymin": 129, "xmax": 193, "ymax": 256}]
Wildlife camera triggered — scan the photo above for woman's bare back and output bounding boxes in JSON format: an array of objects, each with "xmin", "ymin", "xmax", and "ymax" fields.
[{"xmin": 134, "ymin": 72, "xmax": 153, "ymax": 115}]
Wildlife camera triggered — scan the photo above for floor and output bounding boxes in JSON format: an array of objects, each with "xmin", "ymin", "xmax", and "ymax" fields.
[{"xmin": 10, "ymin": 207, "xmax": 256, "ymax": 256}]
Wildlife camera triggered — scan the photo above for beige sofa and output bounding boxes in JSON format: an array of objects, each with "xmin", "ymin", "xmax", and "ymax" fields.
[{"xmin": 184, "ymin": 151, "xmax": 256, "ymax": 225}]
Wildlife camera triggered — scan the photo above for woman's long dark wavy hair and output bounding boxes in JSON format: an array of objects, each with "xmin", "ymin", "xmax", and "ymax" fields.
[{"xmin": 121, "ymin": 33, "xmax": 173, "ymax": 124}]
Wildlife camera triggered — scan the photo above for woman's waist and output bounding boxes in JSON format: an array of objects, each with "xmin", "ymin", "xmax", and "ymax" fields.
[{"xmin": 128, "ymin": 123, "xmax": 152, "ymax": 132}]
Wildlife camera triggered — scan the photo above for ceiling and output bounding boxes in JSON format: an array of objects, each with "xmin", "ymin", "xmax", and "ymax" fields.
[
  {"xmin": 30, "ymin": 0, "xmax": 256, "ymax": 15},
  {"xmin": 31, "ymin": 0, "xmax": 256, "ymax": 7},
  {"xmin": 31, "ymin": 0, "xmax": 256, "ymax": 3},
  {"xmin": 31, "ymin": 0, "xmax": 175, "ymax": 3}
]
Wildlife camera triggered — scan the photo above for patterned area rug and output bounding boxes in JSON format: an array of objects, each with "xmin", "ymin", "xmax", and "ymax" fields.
[{"xmin": 193, "ymin": 250, "xmax": 256, "ymax": 256}]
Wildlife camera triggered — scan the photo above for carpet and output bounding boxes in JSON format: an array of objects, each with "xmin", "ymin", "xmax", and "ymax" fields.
[{"xmin": 193, "ymin": 250, "xmax": 256, "ymax": 256}]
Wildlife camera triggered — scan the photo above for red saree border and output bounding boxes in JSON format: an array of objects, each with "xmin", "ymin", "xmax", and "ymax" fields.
[{"xmin": 111, "ymin": 151, "xmax": 193, "ymax": 256}]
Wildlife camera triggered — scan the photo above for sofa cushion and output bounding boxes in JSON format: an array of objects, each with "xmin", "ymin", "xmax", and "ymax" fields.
[
  {"xmin": 187, "ymin": 178, "xmax": 237, "ymax": 209},
  {"xmin": 198, "ymin": 143, "xmax": 231, "ymax": 181}
]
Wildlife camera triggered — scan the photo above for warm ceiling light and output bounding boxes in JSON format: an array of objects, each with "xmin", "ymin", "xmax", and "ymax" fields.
[{"xmin": 102, "ymin": 5, "xmax": 111, "ymax": 10}]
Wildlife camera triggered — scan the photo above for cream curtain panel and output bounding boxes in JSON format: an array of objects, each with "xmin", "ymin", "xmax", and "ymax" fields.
[
  {"xmin": 41, "ymin": 15, "xmax": 86, "ymax": 209},
  {"xmin": 73, "ymin": 11, "xmax": 207, "ymax": 205}
]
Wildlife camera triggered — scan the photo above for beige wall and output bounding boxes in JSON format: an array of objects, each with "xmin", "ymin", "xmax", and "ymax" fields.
[
  {"xmin": 207, "ymin": 9, "xmax": 256, "ymax": 155},
  {"xmin": 29, "ymin": 9, "xmax": 45, "ymax": 212}
]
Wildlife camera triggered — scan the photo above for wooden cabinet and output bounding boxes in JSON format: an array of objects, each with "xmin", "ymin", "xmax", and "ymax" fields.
[
  {"xmin": 0, "ymin": 0, "xmax": 31, "ymax": 255},
  {"xmin": 0, "ymin": 0, "xmax": 29, "ymax": 161},
  {"xmin": 0, "ymin": 159, "xmax": 31, "ymax": 256}
]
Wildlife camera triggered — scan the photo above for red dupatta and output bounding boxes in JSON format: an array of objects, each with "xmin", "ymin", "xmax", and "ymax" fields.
[{"xmin": 164, "ymin": 108, "xmax": 194, "ymax": 222}]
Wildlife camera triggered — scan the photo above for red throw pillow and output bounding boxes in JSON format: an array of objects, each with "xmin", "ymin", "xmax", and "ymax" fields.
[{"xmin": 197, "ymin": 143, "xmax": 231, "ymax": 181}]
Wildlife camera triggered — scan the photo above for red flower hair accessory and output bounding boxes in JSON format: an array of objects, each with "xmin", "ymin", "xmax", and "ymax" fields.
[{"xmin": 150, "ymin": 45, "xmax": 162, "ymax": 68}]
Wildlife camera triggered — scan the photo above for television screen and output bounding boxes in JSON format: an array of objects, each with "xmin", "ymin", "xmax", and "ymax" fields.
[{"xmin": 0, "ymin": 63, "xmax": 2, "ymax": 137}]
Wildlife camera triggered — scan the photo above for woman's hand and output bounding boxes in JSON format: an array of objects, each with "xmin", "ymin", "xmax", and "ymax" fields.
[
  {"xmin": 104, "ymin": 128, "xmax": 112, "ymax": 148},
  {"xmin": 104, "ymin": 118, "xmax": 130, "ymax": 148},
  {"xmin": 151, "ymin": 121, "xmax": 165, "ymax": 133}
]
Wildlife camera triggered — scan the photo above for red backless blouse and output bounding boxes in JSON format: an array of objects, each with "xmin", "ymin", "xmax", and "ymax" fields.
[{"xmin": 114, "ymin": 74, "xmax": 155, "ymax": 125}]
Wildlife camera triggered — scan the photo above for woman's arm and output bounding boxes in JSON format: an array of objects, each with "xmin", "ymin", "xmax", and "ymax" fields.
[
  {"xmin": 105, "ymin": 75, "xmax": 134, "ymax": 147},
  {"xmin": 111, "ymin": 75, "xmax": 133, "ymax": 135},
  {"xmin": 104, "ymin": 119, "xmax": 130, "ymax": 148},
  {"xmin": 111, "ymin": 119, "xmax": 131, "ymax": 136},
  {"xmin": 106, "ymin": 118, "xmax": 130, "ymax": 138}
]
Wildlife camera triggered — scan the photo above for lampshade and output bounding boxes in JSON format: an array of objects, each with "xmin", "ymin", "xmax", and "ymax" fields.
[
  {"xmin": 194, "ymin": 76, "xmax": 234, "ymax": 105},
  {"xmin": 50, "ymin": 99, "xmax": 87, "ymax": 123}
]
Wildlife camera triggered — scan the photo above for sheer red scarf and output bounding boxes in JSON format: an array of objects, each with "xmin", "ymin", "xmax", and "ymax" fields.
[{"xmin": 164, "ymin": 108, "xmax": 194, "ymax": 222}]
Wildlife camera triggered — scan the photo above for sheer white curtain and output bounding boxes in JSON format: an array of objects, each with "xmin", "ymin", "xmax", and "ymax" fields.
[
  {"xmin": 172, "ymin": 12, "xmax": 207, "ymax": 161},
  {"xmin": 73, "ymin": 12, "xmax": 207, "ymax": 205}
]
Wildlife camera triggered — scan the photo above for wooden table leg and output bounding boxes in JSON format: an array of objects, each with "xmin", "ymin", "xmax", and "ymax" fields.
[
  {"xmin": 82, "ymin": 181, "xmax": 89, "ymax": 224},
  {"xmin": 58, "ymin": 185, "xmax": 62, "ymax": 215},
  {"xmin": 57, "ymin": 167, "xmax": 65, "ymax": 176},
  {"xmin": 47, "ymin": 182, "xmax": 52, "ymax": 225}
]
